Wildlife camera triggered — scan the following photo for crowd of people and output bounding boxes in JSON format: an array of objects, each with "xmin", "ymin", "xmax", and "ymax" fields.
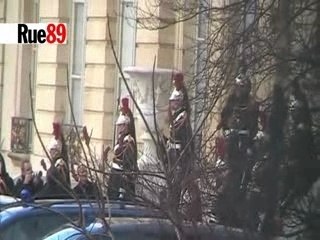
[
  {"xmin": 0, "ymin": 139, "xmax": 98, "ymax": 200},
  {"xmin": 0, "ymin": 96, "xmax": 140, "ymax": 202}
]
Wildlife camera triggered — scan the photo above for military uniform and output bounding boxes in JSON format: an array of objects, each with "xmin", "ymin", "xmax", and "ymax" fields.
[
  {"xmin": 107, "ymin": 115, "xmax": 137, "ymax": 200},
  {"xmin": 215, "ymin": 75, "xmax": 260, "ymax": 229},
  {"xmin": 166, "ymin": 74, "xmax": 202, "ymax": 222}
]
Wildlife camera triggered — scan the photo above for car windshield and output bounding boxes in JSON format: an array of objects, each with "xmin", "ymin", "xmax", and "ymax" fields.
[
  {"xmin": 0, "ymin": 206, "xmax": 86, "ymax": 240},
  {"xmin": 43, "ymin": 227, "xmax": 82, "ymax": 240}
]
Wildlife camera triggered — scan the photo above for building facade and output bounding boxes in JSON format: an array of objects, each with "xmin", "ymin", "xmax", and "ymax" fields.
[{"xmin": 0, "ymin": 0, "xmax": 197, "ymax": 176}]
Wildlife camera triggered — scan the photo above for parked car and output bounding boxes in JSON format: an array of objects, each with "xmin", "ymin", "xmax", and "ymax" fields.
[
  {"xmin": 43, "ymin": 217, "xmax": 262, "ymax": 240},
  {"xmin": 0, "ymin": 199, "xmax": 163, "ymax": 240}
]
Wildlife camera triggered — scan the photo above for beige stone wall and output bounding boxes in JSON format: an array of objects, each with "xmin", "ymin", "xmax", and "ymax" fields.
[
  {"xmin": 0, "ymin": 0, "xmax": 4, "ymax": 137},
  {"xmin": 136, "ymin": 1, "xmax": 176, "ymax": 68},
  {"xmin": 32, "ymin": 0, "xmax": 70, "ymax": 160},
  {"xmin": 84, "ymin": 0, "xmax": 118, "ymax": 157},
  {"xmin": 0, "ymin": 0, "xmax": 28, "ymax": 177}
]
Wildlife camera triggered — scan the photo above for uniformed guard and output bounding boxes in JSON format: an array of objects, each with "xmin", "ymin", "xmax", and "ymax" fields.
[
  {"xmin": 218, "ymin": 74, "xmax": 259, "ymax": 138},
  {"xmin": 166, "ymin": 72, "xmax": 202, "ymax": 222},
  {"xmin": 215, "ymin": 73, "xmax": 260, "ymax": 228},
  {"xmin": 167, "ymin": 73, "xmax": 193, "ymax": 175},
  {"xmin": 107, "ymin": 114, "xmax": 137, "ymax": 200},
  {"xmin": 119, "ymin": 97, "xmax": 138, "ymax": 164}
]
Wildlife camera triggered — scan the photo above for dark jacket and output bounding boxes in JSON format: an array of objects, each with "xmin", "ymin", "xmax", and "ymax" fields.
[
  {"xmin": 35, "ymin": 166, "xmax": 71, "ymax": 199},
  {"xmin": 14, "ymin": 173, "xmax": 44, "ymax": 197},
  {"xmin": 73, "ymin": 181, "xmax": 98, "ymax": 199},
  {"xmin": 0, "ymin": 153, "xmax": 14, "ymax": 195}
]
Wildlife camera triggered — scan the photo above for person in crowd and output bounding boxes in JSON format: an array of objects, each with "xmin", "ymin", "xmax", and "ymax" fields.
[
  {"xmin": 14, "ymin": 159, "xmax": 43, "ymax": 197},
  {"xmin": 50, "ymin": 121, "xmax": 71, "ymax": 185},
  {"xmin": 37, "ymin": 158, "xmax": 71, "ymax": 198},
  {"xmin": 0, "ymin": 153, "xmax": 14, "ymax": 195},
  {"xmin": 73, "ymin": 164, "xmax": 98, "ymax": 198}
]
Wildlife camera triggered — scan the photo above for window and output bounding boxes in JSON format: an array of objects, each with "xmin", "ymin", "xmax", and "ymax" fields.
[
  {"xmin": 1, "ymin": 213, "xmax": 79, "ymax": 240},
  {"xmin": 10, "ymin": 117, "xmax": 32, "ymax": 153},
  {"xmin": 118, "ymin": 0, "xmax": 136, "ymax": 97},
  {"xmin": 69, "ymin": 0, "xmax": 86, "ymax": 124}
]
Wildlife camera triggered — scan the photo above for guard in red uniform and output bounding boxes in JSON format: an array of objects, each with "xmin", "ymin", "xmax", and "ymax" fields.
[
  {"xmin": 107, "ymin": 114, "xmax": 137, "ymax": 200},
  {"xmin": 166, "ymin": 72, "xmax": 202, "ymax": 222}
]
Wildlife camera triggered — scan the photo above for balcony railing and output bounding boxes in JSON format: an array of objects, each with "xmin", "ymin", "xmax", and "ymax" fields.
[{"xmin": 11, "ymin": 117, "xmax": 33, "ymax": 153}]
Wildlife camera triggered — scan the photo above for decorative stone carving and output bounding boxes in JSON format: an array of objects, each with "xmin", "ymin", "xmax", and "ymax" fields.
[
  {"xmin": 123, "ymin": 66, "xmax": 174, "ymax": 202},
  {"xmin": 124, "ymin": 67, "xmax": 174, "ymax": 164}
]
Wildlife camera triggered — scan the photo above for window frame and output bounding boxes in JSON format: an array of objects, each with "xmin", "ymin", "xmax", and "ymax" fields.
[{"xmin": 68, "ymin": 0, "xmax": 87, "ymax": 125}]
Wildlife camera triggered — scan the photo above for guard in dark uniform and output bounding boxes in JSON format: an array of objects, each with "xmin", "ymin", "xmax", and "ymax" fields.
[
  {"xmin": 215, "ymin": 74, "xmax": 260, "ymax": 228},
  {"xmin": 107, "ymin": 114, "xmax": 137, "ymax": 200}
]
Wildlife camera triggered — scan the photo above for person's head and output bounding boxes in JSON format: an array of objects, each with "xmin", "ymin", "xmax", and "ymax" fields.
[
  {"xmin": 234, "ymin": 74, "xmax": 251, "ymax": 99},
  {"xmin": 120, "ymin": 97, "xmax": 130, "ymax": 114},
  {"xmin": 20, "ymin": 188, "xmax": 33, "ymax": 203},
  {"xmin": 48, "ymin": 139, "xmax": 62, "ymax": 160},
  {"xmin": 116, "ymin": 114, "xmax": 130, "ymax": 137},
  {"xmin": 169, "ymin": 89, "xmax": 184, "ymax": 112},
  {"xmin": 77, "ymin": 164, "xmax": 88, "ymax": 184},
  {"xmin": 173, "ymin": 72, "xmax": 184, "ymax": 90},
  {"xmin": 21, "ymin": 160, "xmax": 32, "ymax": 177}
]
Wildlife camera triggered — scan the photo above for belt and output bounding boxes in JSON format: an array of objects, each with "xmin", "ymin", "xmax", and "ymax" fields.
[
  {"xmin": 168, "ymin": 142, "xmax": 182, "ymax": 150},
  {"xmin": 112, "ymin": 162, "xmax": 123, "ymax": 170},
  {"xmin": 238, "ymin": 130, "xmax": 249, "ymax": 135},
  {"xmin": 224, "ymin": 129, "xmax": 250, "ymax": 136}
]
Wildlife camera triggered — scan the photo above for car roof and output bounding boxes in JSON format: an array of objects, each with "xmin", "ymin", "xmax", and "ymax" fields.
[
  {"xmin": 44, "ymin": 218, "xmax": 263, "ymax": 240},
  {"xmin": 0, "ymin": 199, "xmax": 164, "ymax": 227},
  {"xmin": 43, "ymin": 218, "xmax": 171, "ymax": 240}
]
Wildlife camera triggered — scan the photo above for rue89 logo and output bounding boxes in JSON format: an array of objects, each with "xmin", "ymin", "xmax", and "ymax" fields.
[
  {"xmin": 17, "ymin": 23, "xmax": 67, "ymax": 44},
  {"xmin": 46, "ymin": 23, "xmax": 67, "ymax": 44}
]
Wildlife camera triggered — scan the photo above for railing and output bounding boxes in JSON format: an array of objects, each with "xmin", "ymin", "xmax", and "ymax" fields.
[
  {"xmin": 11, "ymin": 117, "xmax": 33, "ymax": 153},
  {"xmin": 62, "ymin": 123, "xmax": 84, "ymax": 165}
]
